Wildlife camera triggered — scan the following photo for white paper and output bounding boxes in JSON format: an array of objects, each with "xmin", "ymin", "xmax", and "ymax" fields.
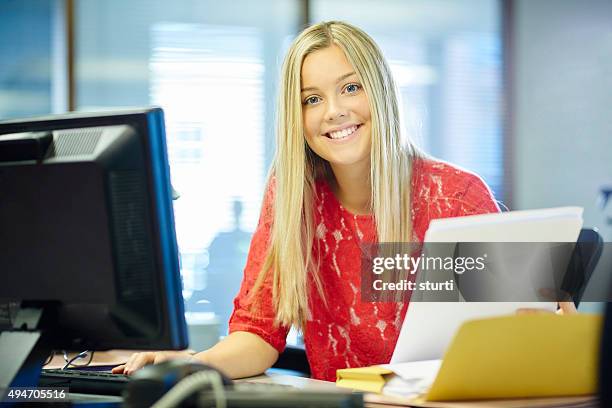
[{"xmin": 379, "ymin": 360, "xmax": 442, "ymax": 397}]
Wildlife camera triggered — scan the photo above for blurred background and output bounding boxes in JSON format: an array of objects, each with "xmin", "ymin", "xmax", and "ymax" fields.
[{"xmin": 1, "ymin": 0, "xmax": 610, "ymax": 347}]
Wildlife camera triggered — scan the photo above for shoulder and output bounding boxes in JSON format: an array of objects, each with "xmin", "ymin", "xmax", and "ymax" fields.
[{"xmin": 411, "ymin": 157, "xmax": 501, "ymax": 220}]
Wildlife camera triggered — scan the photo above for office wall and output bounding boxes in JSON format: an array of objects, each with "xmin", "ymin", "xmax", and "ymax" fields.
[{"xmin": 512, "ymin": 0, "xmax": 612, "ymax": 306}]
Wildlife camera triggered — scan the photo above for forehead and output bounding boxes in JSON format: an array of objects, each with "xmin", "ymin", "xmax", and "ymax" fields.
[{"xmin": 301, "ymin": 44, "xmax": 356, "ymax": 87}]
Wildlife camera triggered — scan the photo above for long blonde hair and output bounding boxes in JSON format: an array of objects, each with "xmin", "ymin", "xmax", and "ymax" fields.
[{"xmin": 252, "ymin": 21, "xmax": 417, "ymax": 328}]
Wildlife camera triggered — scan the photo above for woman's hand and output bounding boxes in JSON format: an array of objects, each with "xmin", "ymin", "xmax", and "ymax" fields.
[
  {"xmin": 111, "ymin": 332, "xmax": 279, "ymax": 379},
  {"xmin": 515, "ymin": 301, "xmax": 578, "ymax": 316},
  {"xmin": 111, "ymin": 351, "xmax": 196, "ymax": 376},
  {"xmin": 556, "ymin": 301, "xmax": 578, "ymax": 315}
]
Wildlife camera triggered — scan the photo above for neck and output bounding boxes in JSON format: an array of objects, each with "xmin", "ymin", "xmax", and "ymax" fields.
[{"xmin": 329, "ymin": 159, "xmax": 372, "ymax": 215}]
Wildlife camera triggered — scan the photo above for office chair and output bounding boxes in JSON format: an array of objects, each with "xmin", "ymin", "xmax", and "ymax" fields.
[
  {"xmin": 272, "ymin": 345, "xmax": 310, "ymax": 377},
  {"xmin": 563, "ymin": 228, "xmax": 604, "ymax": 307}
]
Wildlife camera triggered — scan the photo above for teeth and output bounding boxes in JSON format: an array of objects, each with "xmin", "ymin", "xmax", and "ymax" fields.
[{"xmin": 329, "ymin": 125, "xmax": 358, "ymax": 139}]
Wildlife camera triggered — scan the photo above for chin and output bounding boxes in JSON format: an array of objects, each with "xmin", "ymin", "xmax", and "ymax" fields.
[{"xmin": 325, "ymin": 152, "xmax": 370, "ymax": 168}]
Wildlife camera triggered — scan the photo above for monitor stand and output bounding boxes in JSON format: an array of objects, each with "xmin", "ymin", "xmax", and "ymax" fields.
[{"xmin": 0, "ymin": 305, "xmax": 54, "ymax": 396}]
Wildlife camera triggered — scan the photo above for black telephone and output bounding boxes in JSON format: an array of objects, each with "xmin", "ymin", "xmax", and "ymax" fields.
[{"xmin": 123, "ymin": 359, "xmax": 363, "ymax": 408}]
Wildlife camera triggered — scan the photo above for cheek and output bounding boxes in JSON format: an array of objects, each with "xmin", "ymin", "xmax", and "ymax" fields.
[
  {"xmin": 355, "ymin": 95, "xmax": 371, "ymax": 121},
  {"xmin": 303, "ymin": 108, "xmax": 322, "ymax": 140}
]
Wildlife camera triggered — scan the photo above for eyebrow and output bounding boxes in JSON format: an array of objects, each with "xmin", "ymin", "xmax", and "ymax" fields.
[{"xmin": 301, "ymin": 71, "xmax": 357, "ymax": 93}]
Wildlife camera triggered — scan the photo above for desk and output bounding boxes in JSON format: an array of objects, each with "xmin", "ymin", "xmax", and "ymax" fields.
[
  {"xmin": 240, "ymin": 372, "xmax": 341, "ymax": 392},
  {"xmin": 42, "ymin": 350, "xmax": 350, "ymax": 406},
  {"xmin": 43, "ymin": 350, "xmax": 597, "ymax": 408}
]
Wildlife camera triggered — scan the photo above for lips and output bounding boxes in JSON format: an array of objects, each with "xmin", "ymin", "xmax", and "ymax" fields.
[{"xmin": 324, "ymin": 124, "xmax": 361, "ymax": 140}]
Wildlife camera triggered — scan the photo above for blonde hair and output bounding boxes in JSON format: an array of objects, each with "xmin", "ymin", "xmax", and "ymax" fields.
[{"xmin": 252, "ymin": 21, "xmax": 417, "ymax": 328}]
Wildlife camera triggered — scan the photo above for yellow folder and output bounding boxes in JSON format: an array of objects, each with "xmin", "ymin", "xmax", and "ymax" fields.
[
  {"xmin": 336, "ymin": 314, "xmax": 602, "ymax": 402},
  {"xmin": 335, "ymin": 365, "xmax": 395, "ymax": 394}
]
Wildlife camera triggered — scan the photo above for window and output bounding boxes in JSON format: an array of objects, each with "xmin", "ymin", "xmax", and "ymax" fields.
[
  {"xmin": 149, "ymin": 23, "xmax": 266, "ymax": 333},
  {"xmin": 74, "ymin": 0, "xmax": 303, "ymax": 341},
  {"xmin": 0, "ymin": 0, "xmax": 53, "ymax": 119}
]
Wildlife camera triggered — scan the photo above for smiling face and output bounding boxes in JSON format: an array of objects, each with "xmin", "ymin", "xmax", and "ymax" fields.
[{"xmin": 301, "ymin": 45, "xmax": 372, "ymax": 170}]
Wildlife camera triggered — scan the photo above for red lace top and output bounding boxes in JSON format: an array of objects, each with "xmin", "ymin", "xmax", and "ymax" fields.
[{"xmin": 228, "ymin": 158, "xmax": 500, "ymax": 381}]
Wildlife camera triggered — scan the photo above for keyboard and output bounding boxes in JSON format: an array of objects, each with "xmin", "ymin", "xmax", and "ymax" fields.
[{"xmin": 39, "ymin": 369, "xmax": 129, "ymax": 395}]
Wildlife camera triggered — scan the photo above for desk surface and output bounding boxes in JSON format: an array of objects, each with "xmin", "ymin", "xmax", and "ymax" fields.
[
  {"xmin": 44, "ymin": 350, "xmax": 597, "ymax": 408},
  {"xmin": 241, "ymin": 372, "xmax": 340, "ymax": 391}
]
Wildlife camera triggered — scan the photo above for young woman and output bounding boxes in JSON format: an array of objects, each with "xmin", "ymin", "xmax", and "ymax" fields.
[{"xmin": 113, "ymin": 21, "xmax": 574, "ymax": 381}]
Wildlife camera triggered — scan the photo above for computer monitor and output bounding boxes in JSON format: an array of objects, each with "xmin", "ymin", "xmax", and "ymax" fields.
[{"xmin": 0, "ymin": 107, "xmax": 188, "ymax": 389}]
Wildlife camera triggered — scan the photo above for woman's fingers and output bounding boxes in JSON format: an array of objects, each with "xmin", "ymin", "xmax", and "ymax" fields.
[
  {"xmin": 117, "ymin": 352, "xmax": 157, "ymax": 376},
  {"xmin": 515, "ymin": 308, "xmax": 549, "ymax": 315},
  {"xmin": 516, "ymin": 302, "xmax": 578, "ymax": 316},
  {"xmin": 557, "ymin": 301, "xmax": 578, "ymax": 315},
  {"xmin": 111, "ymin": 351, "xmax": 194, "ymax": 376},
  {"xmin": 111, "ymin": 364, "xmax": 126, "ymax": 374}
]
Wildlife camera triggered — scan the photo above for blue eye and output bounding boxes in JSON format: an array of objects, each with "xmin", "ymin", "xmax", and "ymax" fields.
[
  {"xmin": 304, "ymin": 96, "xmax": 321, "ymax": 105},
  {"xmin": 345, "ymin": 83, "xmax": 361, "ymax": 93}
]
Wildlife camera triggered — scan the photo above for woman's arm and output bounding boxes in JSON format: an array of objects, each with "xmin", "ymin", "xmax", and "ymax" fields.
[
  {"xmin": 111, "ymin": 331, "xmax": 279, "ymax": 378},
  {"xmin": 193, "ymin": 331, "xmax": 279, "ymax": 378}
]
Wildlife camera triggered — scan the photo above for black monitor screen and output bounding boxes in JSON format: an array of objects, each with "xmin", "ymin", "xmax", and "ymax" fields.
[{"xmin": 0, "ymin": 107, "xmax": 188, "ymax": 358}]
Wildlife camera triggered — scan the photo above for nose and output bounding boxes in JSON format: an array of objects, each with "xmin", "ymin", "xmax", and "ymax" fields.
[{"xmin": 324, "ymin": 95, "xmax": 348, "ymax": 122}]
